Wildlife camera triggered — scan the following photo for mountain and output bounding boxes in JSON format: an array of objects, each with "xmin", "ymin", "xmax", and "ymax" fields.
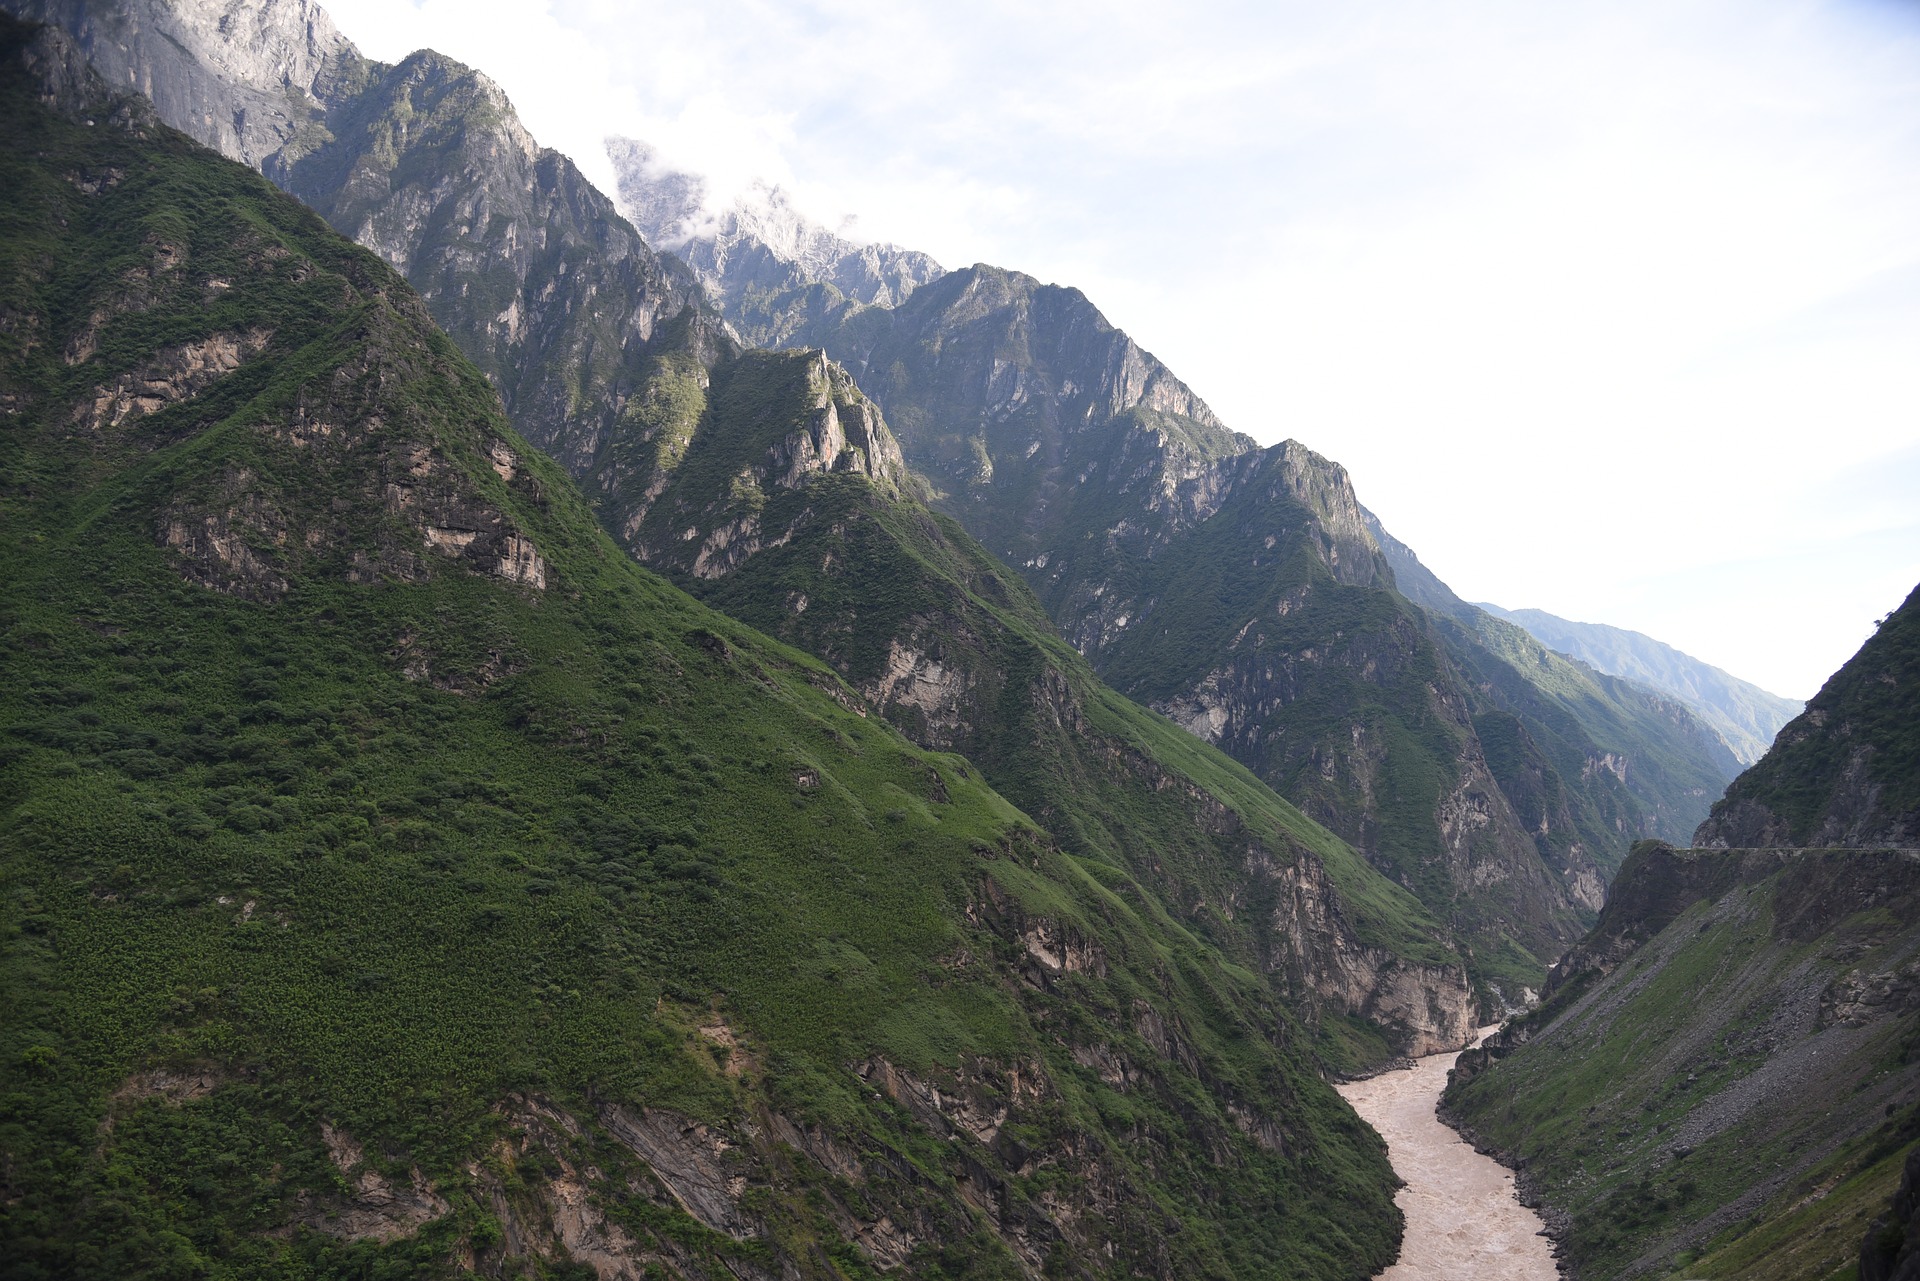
[
  {"xmin": 1475, "ymin": 602, "xmax": 1802, "ymax": 766},
  {"xmin": 1694, "ymin": 582, "xmax": 1920, "ymax": 848},
  {"xmin": 10, "ymin": 0, "xmax": 715, "ymax": 484},
  {"xmin": 664, "ymin": 255, "xmax": 1746, "ymax": 995},
  {"xmin": 1367, "ymin": 513, "xmax": 1743, "ymax": 876},
  {"xmin": 1447, "ymin": 840, "xmax": 1920, "ymax": 1281},
  {"xmin": 0, "ymin": 22, "xmax": 1425, "ymax": 1277},
  {"xmin": 606, "ymin": 135, "xmax": 944, "ymax": 320},
  {"xmin": 1442, "ymin": 581, "xmax": 1920, "ymax": 1281},
  {"xmin": 565, "ymin": 333, "xmax": 1475, "ymax": 1065}
]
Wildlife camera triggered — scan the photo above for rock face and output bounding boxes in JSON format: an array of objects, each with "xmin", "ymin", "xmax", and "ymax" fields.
[
  {"xmin": 7, "ymin": 0, "xmax": 364, "ymax": 169},
  {"xmin": 15, "ymin": 0, "xmax": 712, "ymax": 494},
  {"xmin": 1475, "ymin": 602, "xmax": 1802, "ymax": 766},
  {"xmin": 1448, "ymin": 840, "xmax": 1920, "ymax": 1280},
  {"xmin": 1695, "ymin": 581, "xmax": 1920, "ymax": 849},
  {"xmin": 607, "ymin": 135, "xmax": 945, "ymax": 321}
]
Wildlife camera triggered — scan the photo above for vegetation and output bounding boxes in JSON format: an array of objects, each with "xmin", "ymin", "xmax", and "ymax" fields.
[
  {"xmin": 1444, "ymin": 845, "xmax": 1920, "ymax": 1279},
  {"xmin": 0, "ymin": 25, "xmax": 1411, "ymax": 1278}
]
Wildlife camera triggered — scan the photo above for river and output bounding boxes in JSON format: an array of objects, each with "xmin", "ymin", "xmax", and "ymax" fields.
[{"xmin": 1336, "ymin": 1028, "xmax": 1561, "ymax": 1281}]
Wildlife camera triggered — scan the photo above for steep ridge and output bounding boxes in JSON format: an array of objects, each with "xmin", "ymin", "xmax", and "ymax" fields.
[
  {"xmin": 1476, "ymin": 602, "xmax": 1801, "ymax": 767},
  {"xmin": 607, "ymin": 135, "xmax": 945, "ymax": 320},
  {"xmin": 584, "ymin": 340, "xmax": 1477, "ymax": 1065},
  {"xmin": 0, "ymin": 27, "xmax": 1419, "ymax": 1277},
  {"xmin": 1695, "ymin": 581, "xmax": 1920, "ymax": 848},
  {"xmin": 1444, "ymin": 584, "xmax": 1920, "ymax": 1280},
  {"xmin": 1368, "ymin": 513, "xmax": 1741, "ymax": 879},
  {"xmin": 10, "ymin": 0, "xmax": 713, "ymax": 481}
]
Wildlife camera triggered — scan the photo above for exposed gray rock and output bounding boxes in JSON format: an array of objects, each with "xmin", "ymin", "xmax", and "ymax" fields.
[{"xmin": 607, "ymin": 134, "xmax": 945, "ymax": 322}]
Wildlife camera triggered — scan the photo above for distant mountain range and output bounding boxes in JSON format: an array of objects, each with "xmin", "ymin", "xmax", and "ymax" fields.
[{"xmin": 1475, "ymin": 603, "xmax": 1801, "ymax": 766}]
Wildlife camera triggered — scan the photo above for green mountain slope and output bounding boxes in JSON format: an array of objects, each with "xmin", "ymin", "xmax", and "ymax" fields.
[
  {"xmin": 1445, "ymin": 841, "xmax": 1920, "ymax": 1281},
  {"xmin": 31, "ymin": 0, "xmax": 1740, "ymax": 996},
  {"xmin": 581, "ymin": 341, "xmax": 1476, "ymax": 1064},
  {"xmin": 0, "ymin": 25, "xmax": 1412, "ymax": 1278},
  {"xmin": 1695, "ymin": 582, "xmax": 1920, "ymax": 848},
  {"xmin": 1474, "ymin": 603, "xmax": 1802, "ymax": 766}
]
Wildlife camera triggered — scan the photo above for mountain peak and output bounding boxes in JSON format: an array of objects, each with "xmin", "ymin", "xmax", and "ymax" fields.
[{"xmin": 605, "ymin": 133, "xmax": 944, "ymax": 312}]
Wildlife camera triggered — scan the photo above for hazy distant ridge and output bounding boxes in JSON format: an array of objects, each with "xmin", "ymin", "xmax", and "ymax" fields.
[{"xmin": 1475, "ymin": 603, "xmax": 1801, "ymax": 765}]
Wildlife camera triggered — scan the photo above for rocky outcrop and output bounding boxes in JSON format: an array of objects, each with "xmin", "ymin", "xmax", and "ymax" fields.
[
  {"xmin": 300, "ymin": 1122, "xmax": 450, "ymax": 1243},
  {"xmin": 608, "ymin": 346, "xmax": 908, "ymax": 585},
  {"xmin": 607, "ymin": 135, "xmax": 945, "ymax": 324},
  {"xmin": 152, "ymin": 333, "xmax": 550, "ymax": 601},
  {"xmin": 74, "ymin": 328, "xmax": 271, "ymax": 430},
  {"xmin": 1263, "ymin": 843, "xmax": 1475, "ymax": 1056}
]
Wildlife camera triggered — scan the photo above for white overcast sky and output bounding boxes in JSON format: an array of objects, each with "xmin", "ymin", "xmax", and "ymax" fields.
[{"xmin": 323, "ymin": 0, "xmax": 1920, "ymax": 700}]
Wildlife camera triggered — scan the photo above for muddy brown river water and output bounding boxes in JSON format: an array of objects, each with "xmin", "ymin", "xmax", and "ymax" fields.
[{"xmin": 1336, "ymin": 1029, "xmax": 1561, "ymax": 1281}]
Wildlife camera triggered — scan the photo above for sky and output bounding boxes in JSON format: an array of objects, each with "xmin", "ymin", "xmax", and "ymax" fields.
[{"xmin": 322, "ymin": 0, "xmax": 1920, "ymax": 700}]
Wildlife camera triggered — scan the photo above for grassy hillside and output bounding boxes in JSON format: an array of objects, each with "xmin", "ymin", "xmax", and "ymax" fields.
[
  {"xmin": 1444, "ymin": 843, "xmax": 1920, "ymax": 1280},
  {"xmin": 0, "ymin": 24, "xmax": 1406, "ymax": 1278}
]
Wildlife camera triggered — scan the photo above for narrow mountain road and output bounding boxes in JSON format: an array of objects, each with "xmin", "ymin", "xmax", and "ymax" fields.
[{"xmin": 1337, "ymin": 1029, "xmax": 1560, "ymax": 1280}]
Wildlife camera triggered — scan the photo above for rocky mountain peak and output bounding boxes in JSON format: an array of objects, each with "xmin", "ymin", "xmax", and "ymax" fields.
[
  {"xmin": 1254, "ymin": 439, "xmax": 1390, "ymax": 589},
  {"xmin": 605, "ymin": 133, "xmax": 944, "ymax": 313}
]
